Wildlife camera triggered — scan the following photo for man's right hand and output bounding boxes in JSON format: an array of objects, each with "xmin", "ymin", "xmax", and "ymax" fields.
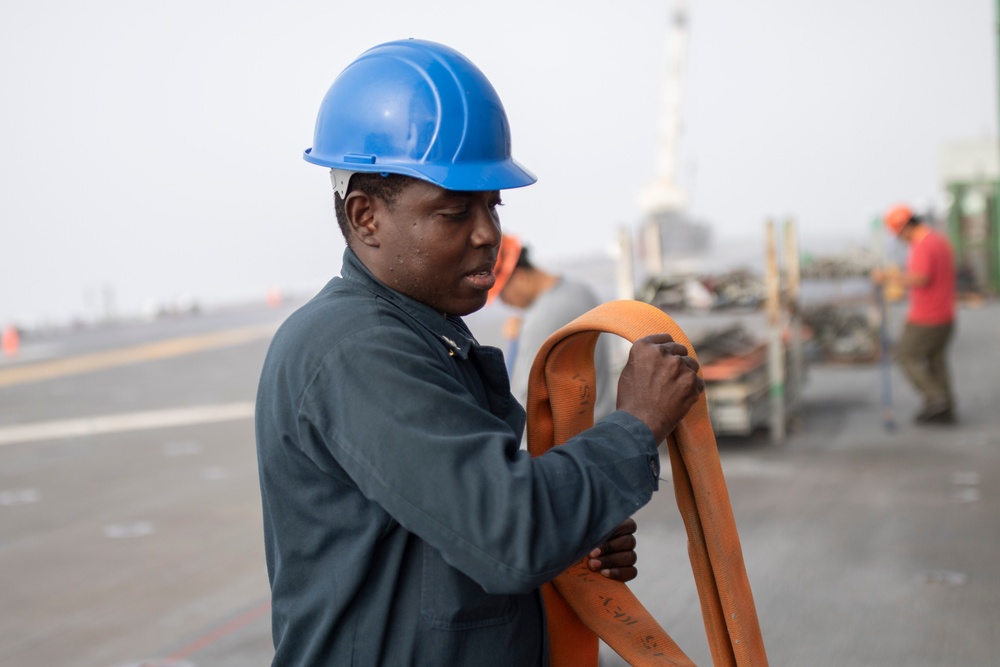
[{"xmin": 616, "ymin": 333, "xmax": 705, "ymax": 442}]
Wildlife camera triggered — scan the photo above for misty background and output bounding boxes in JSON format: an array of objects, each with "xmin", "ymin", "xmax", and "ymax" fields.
[{"xmin": 1, "ymin": 0, "xmax": 994, "ymax": 327}]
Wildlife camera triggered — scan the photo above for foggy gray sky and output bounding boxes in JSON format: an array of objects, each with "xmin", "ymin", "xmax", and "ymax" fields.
[{"xmin": 1, "ymin": 0, "xmax": 995, "ymax": 326}]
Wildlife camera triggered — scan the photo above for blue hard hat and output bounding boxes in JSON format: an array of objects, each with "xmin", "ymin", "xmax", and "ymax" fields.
[{"xmin": 303, "ymin": 39, "xmax": 536, "ymax": 192}]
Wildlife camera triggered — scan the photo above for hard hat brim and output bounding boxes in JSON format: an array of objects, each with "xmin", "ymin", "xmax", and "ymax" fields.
[{"xmin": 304, "ymin": 149, "xmax": 537, "ymax": 192}]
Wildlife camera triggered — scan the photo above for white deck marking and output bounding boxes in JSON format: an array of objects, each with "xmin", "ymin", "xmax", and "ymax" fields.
[{"xmin": 0, "ymin": 402, "xmax": 255, "ymax": 446}]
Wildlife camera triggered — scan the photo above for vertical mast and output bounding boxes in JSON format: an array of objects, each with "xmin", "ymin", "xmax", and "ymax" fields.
[{"xmin": 638, "ymin": 1, "xmax": 690, "ymax": 215}]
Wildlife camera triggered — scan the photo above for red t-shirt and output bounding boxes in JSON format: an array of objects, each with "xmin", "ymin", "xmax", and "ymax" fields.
[{"xmin": 907, "ymin": 229, "xmax": 956, "ymax": 325}]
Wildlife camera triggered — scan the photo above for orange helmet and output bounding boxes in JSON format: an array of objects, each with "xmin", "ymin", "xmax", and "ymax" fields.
[
  {"xmin": 487, "ymin": 234, "xmax": 522, "ymax": 304},
  {"xmin": 883, "ymin": 204, "xmax": 915, "ymax": 236}
]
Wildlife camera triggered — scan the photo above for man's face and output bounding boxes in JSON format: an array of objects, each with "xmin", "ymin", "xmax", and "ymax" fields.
[{"xmin": 365, "ymin": 179, "xmax": 503, "ymax": 316}]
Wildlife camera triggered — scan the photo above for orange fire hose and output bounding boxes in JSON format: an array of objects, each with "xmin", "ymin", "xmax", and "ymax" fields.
[{"xmin": 525, "ymin": 300, "xmax": 768, "ymax": 667}]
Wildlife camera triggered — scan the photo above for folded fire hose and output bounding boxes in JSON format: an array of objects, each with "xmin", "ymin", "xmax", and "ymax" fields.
[{"xmin": 525, "ymin": 300, "xmax": 768, "ymax": 667}]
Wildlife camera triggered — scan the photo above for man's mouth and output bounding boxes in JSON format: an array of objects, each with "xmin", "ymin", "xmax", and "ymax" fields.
[{"xmin": 465, "ymin": 268, "xmax": 496, "ymax": 290}]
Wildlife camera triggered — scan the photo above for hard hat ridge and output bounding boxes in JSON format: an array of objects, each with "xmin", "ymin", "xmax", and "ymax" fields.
[{"xmin": 304, "ymin": 39, "xmax": 536, "ymax": 192}]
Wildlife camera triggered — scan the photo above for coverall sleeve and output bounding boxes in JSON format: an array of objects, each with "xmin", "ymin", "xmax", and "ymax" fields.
[{"xmin": 297, "ymin": 321, "xmax": 659, "ymax": 595}]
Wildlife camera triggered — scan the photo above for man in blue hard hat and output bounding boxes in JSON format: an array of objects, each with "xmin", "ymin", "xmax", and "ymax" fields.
[{"xmin": 255, "ymin": 39, "xmax": 704, "ymax": 666}]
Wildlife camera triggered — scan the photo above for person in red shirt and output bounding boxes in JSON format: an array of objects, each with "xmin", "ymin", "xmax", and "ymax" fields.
[{"xmin": 873, "ymin": 204, "xmax": 957, "ymax": 424}]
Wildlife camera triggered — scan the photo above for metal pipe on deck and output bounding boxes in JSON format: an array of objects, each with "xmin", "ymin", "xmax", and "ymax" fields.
[
  {"xmin": 784, "ymin": 218, "xmax": 803, "ymax": 420},
  {"xmin": 766, "ymin": 219, "xmax": 786, "ymax": 443}
]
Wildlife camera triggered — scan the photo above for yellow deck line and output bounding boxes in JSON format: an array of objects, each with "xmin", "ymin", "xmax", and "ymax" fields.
[{"xmin": 0, "ymin": 323, "xmax": 278, "ymax": 388}]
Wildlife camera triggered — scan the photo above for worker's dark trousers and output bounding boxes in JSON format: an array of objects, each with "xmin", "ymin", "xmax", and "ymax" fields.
[{"xmin": 894, "ymin": 321, "xmax": 954, "ymax": 409}]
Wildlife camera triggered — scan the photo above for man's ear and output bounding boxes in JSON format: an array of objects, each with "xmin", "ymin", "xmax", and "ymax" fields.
[{"xmin": 344, "ymin": 191, "xmax": 380, "ymax": 248}]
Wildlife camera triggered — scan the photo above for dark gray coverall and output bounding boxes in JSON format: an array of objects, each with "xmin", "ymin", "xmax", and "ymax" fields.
[{"xmin": 255, "ymin": 248, "xmax": 661, "ymax": 666}]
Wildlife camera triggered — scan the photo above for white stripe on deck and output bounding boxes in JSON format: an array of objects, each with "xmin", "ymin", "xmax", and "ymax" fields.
[{"xmin": 0, "ymin": 402, "xmax": 255, "ymax": 446}]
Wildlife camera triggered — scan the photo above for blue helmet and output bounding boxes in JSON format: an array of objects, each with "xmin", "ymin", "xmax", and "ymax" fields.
[{"xmin": 303, "ymin": 39, "xmax": 536, "ymax": 192}]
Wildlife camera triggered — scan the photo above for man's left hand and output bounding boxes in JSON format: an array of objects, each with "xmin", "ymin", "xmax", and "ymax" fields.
[{"xmin": 587, "ymin": 518, "xmax": 638, "ymax": 582}]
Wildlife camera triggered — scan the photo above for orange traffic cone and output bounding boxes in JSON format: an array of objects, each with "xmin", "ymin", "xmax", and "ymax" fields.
[{"xmin": 2, "ymin": 326, "xmax": 19, "ymax": 357}]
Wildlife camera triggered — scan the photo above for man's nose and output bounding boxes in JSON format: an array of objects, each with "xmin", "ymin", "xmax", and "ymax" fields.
[{"xmin": 471, "ymin": 206, "xmax": 501, "ymax": 247}]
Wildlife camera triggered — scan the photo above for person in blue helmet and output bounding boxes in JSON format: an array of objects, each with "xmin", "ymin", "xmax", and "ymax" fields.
[{"xmin": 255, "ymin": 39, "xmax": 704, "ymax": 666}]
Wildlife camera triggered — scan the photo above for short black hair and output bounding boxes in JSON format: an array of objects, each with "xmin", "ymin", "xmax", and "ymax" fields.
[
  {"xmin": 333, "ymin": 172, "xmax": 413, "ymax": 239},
  {"xmin": 515, "ymin": 245, "xmax": 534, "ymax": 270}
]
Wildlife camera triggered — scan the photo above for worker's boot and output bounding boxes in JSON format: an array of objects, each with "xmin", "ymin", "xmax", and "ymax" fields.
[{"xmin": 915, "ymin": 400, "xmax": 955, "ymax": 424}]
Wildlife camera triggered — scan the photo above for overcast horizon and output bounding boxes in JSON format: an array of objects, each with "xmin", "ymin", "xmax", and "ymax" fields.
[{"xmin": 2, "ymin": 0, "xmax": 994, "ymax": 327}]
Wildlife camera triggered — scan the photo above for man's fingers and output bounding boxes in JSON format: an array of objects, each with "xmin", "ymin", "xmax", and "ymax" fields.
[
  {"xmin": 639, "ymin": 333, "xmax": 676, "ymax": 345},
  {"xmin": 590, "ymin": 523, "xmax": 637, "ymax": 558},
  {"xmin": 642, "ymin": 338, "xmax": 702, "ymax": 375},
  {"xmin": 659, "ymin": 342, "xmax": 689, "ymax": 357},
  {"xmin": 587, "ymin": 520, "xmax": 640, "ymax": 581},
  {"xmin": 596, "ymin": 566, "xmax": 638, "ymax": 583},
  {"xmin": 602, "ymin": 533, "xmax": 637, "ymax": 554},
  {"xmin": 680, "ymin": 355, "xmax": 700, "ymax": 373},
  {"xmin": 612, "ymin": 517, "xmax": 638, "ymax": 537},
  {"xmin": 587, "ymin": 549, "xmax": 636, "ymax": 572},
  {"xmin": 589, "ymin": 549, "xmax": 638, "ymax": 570}
]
